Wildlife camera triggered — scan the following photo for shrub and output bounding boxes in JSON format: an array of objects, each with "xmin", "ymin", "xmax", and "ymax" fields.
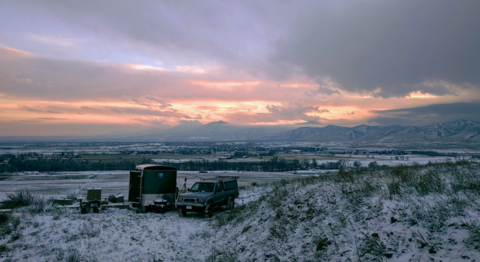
[
  {"xmin": 414, "ymin": 170, "xmax": 445, "ymax": 195},
  {"xmin": 66, "ymin": 192, "xmax": 78, "ymax": 200},
  {"xmin": 0, "ymin": 212, "xmax": 11, "ymax": 225},
  {"xmin": 66, "ymin": 248, "xmax": 85, "ymax": 262},
  {"xmin": 1, "ymin": 190, "xmax": 36, "ymax": 209},
  {"xmin": 0, "ymin": 244, "xmax": 7, "ymax": 254}
]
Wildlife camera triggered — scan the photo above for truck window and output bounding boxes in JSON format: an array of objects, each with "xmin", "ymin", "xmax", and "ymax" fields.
[
  {"xmin": 191, "ymin": 182, "xmax": 214, "ymax": 192},
  {"xmin": 224, "ymin": 181, "xmax": 237, "ymax": 191},
  {"xmin": 215, "ymin": 182, "xmax": 222, "ymax": 191}
]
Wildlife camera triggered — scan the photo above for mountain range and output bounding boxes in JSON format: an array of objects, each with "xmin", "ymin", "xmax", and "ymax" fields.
[
  {"xmin": 105, "ymin": 119, "xmax": 480, "ymax": 144},
  {"xmin": 1, "ymin": 120, "xmax": 479, "ymax": 144},
  {"xmin": 264, "ymin": 120, "xmax": 480, "ymax": 143}
]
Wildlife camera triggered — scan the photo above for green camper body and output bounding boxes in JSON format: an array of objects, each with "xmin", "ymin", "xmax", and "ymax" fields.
[{"xmin": 129, "ymin": 164, "xmax": 177, "ymax": 213}]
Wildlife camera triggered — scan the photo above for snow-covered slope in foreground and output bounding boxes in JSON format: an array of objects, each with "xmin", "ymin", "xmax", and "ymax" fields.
[
  {"xmin": 211, "ymin": 162, "xmax": 480, "ymax": 261},
  {"xmin": 2, "ymin": 162, "xmax": 480, "ymax": 261}
]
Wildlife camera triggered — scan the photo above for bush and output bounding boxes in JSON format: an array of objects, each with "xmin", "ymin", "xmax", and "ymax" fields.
[
  {"xmin": 0, "ymin": 190, "xmax": 51, "ymax": 214},
  {"xmin": 0, "ymin": 244, "xmax": 7, "ymax": 254},
  {"xmin": 1, "ymin": 190, "xmax": 36, "ymax": 209},
  {"xmin": 66, "ymin": 248, "xmax": 85, "ymax": 262},
  {"xmin": 0, "ymin": 212, "xmax": 11, "ymax": 225},
  {"xmin": 66, "ymin": 192, "xmax": 78, "ymax": 200}
]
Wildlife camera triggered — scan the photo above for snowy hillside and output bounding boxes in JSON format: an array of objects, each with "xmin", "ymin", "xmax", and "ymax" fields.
[
  {"xmin": 2, "ymin": 162, "xmax": 480, "ymax": 261},
  {"xmin": 266, "ymin": 120, "xmax": 480, "ymax": 143}
]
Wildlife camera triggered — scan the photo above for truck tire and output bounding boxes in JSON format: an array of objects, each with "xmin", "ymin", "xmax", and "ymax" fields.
[
  {"xmin": 93, "ymin": 207, "xmax": 99, "ymax": 213},
  {"xmin": 227, "ymin": 197, "xmax": 235, "ymax": 210},
  {"xmin": 81, "ymin": 208, "xmax": 87, "ymax": 214},
  {"xmin": 205, "ymin": 202, "xmax": 214, "ymax": 218},
  {"xmin": 178, "ymin": 208, "xmax": 187, "ymax": 217}
]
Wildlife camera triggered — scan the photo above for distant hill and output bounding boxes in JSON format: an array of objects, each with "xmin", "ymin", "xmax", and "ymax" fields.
[
  {"xmin": 296, "ymin": 121, "xmax": 324, "ymax": 126},
  {"xmin": 1, "ymin": 120, "xmax": 479, "ymax": 144},
  {"xmin": 263, "ymin": 120, "xmax": 480, "ymax": 143}
]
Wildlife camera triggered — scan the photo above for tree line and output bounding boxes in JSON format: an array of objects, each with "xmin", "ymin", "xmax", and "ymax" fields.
[{"xmin": 0, "ymin": 155, "xmax": 352, "ymax": 172}]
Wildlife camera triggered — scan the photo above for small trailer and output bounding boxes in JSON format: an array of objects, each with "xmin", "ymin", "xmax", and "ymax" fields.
[
  {"xmin": 81, "ymin": 188, "xmax": 102, "ymax": 214},
  {"xmin": 128, "ymin": 165, "xmax": 177, "ymax": 213}
]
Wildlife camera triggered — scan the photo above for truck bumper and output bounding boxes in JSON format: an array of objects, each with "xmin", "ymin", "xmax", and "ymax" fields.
[{"xmin": 176, "ymin": 202, "xmax": 206, "ymax": 212}]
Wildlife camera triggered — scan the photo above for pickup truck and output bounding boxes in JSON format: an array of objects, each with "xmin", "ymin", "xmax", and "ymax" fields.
[{"xmin": 176, "ymin": 177, "xmax": 239, "ymax": 218}]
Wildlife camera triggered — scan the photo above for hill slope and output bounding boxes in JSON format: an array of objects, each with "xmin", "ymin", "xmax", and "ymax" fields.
[{"xmin": 265, "ymin": 120, "xmax": 480, "ymax": 143}]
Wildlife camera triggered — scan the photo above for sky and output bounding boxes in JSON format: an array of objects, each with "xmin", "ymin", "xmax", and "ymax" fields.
[{"xmin": 1, "ymin": 0, "xmax": 480, "ymax": 136}]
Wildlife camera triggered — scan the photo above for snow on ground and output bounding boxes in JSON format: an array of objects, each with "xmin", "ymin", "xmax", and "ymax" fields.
[
  {"xmin": 316, "ymin": 154, "xmax": 478, "ymax": 168},
  {"xmin": 2, "ymin": 163, "xmax": 480, "ymax": 261},
  {"xmin": 0, "ymin": 186, "xmax": 269, "ymax": 262},
  {"xmin": 208, "ymin": 162, "xmax": 480, "ymax": 261}
]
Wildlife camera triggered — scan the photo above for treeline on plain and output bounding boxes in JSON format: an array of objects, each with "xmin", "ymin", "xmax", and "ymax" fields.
[
  {"xmin": 0, "ymin": 155, "xmax": 352, "ymax": 172},
  {"xmin": 0, "ymin": 157, "xmax": 139, "ymax": 172},
  {"xmin": 156, "ymin": 157, "xmax": 343, "ymax": 172}
]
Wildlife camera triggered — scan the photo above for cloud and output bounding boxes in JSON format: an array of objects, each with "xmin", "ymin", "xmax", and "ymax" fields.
[
  {"xmin": 0, "ymin": 47, "xmax": 32, "ymax": 60},
  {"xmin": 145, "ymin": 96, "xmax": 172, "ymax": 108},
  {"xmin": 3, "ymin": 0, "xmax": 479, "ymax": 100},
  {"xmin": 19, "ymin": 105, "xmax": 62, "ymax": 114},
  {"xmin": 0, "ymin": 47, "xmax": 317, "ymax": 104},
  {"xmin": 2, "ymin": 1, "xmax": 480, "ymax": 134},
  {"xmin": 368, "ymin": 102, "xmax": 480, "ymax": 126},
  {"xmin": 25, "ymin": 34, "xmax": 80, "ymax": 47},
  {"xmin": 225, "ymin": 104, "xmax": 327, "ymax": 124},
  {"xmin": 2, "ymin": 0, "xmax": 282, "ymax": 69},
  {"xmin": 273, "ymin": 0, "xmax": 480, "ymax": 97},
  {"xmin": 19, "ymin": 105, "xmax": 42, "ymax": 112}
]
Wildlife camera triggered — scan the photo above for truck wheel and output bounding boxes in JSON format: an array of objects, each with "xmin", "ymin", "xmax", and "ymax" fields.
[
  {"xmin": 205, "ymin": 202, "xmax": 214, "ymax": 218},
  {"xmin": 81, "ymin": 208, "xmax": 87, "ymax": 214},
  {"xmin": 93, "ymin": 207, "xmax": 99, "ymax": 213},
  {"xmin": 178, "ymin": 208, "xmax": 187, "ymax": 217},
  {"xmin": 227, "ymin": 197, "xmax": 235, "ymax": 210}
]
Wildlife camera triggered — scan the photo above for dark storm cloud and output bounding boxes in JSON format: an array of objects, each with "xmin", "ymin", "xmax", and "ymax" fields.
[
  {"xmin": 368, "ymin": 102, "xmax": 480, "ymax": 126},
  {"xmin": 2, "ymin": 0, "xmax": 278, "ymax": 66},
  {"xmin": 274, "ymin": 0, "xmax": 480, "ymax": 97},
  {"xmin": 5, "ymin": 0, "xmax": 477, "ymax": 99}
]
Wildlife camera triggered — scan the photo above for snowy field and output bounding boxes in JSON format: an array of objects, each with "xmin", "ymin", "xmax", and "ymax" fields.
[
  {"xmin": 0, "ymin": 171, "xmax": 298, "ymax": 202},
  {"xmin": 2, "ymin": 162, "xmax": 480, "ymax": 261},
  {"xmin": 316, "ymin": 154, "xmax": 473, "ymax": 167}
]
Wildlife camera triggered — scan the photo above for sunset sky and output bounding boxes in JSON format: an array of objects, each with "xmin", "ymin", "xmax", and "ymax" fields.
[{"xmin": 1, "ymin": 0, "xmax": 480, "ymax": 136}]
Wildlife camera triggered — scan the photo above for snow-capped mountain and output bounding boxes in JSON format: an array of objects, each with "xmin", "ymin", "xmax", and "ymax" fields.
[{"xmin": 264, "ymin": 120, "xmax": 480, "ymax": 143}]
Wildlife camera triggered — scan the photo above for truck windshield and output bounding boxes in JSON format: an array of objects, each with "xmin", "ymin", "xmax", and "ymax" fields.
[{"xmin": 190, "ymin": 182, "xmax": 214, "ymax": 192}]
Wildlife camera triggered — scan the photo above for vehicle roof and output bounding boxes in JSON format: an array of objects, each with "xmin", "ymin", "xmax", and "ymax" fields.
[
  {"xmin": 198, "ymin": 177, "xmax": 238, "ymax": 183},
  {"xmin": 135, "ymin": 164, "xmax": 177, "ymax": 171}
]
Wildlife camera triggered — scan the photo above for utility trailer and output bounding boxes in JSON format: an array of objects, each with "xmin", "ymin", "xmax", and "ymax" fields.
[
  {"xmin": 128, "ymin": 164, "xmax": 177, "ymax": 213},
  {"xmin": 80, "ymin": 188, "xmax": 102, "ymax": 214}
]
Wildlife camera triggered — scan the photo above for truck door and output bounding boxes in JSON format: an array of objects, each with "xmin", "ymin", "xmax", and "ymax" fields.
[{"xmin": 213, "ymin": 182, "xmax": 225, "ymax": 205}]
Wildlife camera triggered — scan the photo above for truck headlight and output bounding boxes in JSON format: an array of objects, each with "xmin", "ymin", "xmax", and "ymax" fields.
[
  {"xmin": 198, "ymin": 199, "xmax": 205, "ymax": 203},
  {"xmin": 178, "ymin": 198, "xmax": 183, "ymax": 202}
]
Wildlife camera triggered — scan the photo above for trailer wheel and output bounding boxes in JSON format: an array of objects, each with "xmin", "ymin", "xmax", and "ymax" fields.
[
  {"xmin": 205, "ymin": 202, "xmax": 214, "ymax": 218},
  {"xmin": 81, "ymin": 208, "xmax": 87, "ymax": 214},
  {"xmin": 93, "ymin": 207, "xmax": 99, "ymax": 213},
  {"xmin": 227, "ymin": 197, "xmax": 235, "ymax": 210}
]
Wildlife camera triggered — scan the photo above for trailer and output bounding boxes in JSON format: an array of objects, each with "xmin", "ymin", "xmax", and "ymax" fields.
[
  {"xmin": 128, "ymin": 164, "xmax": 177, "ymax": 213},
  {"xmin": 80, "ymin": 188, "xmax": 103, "ymax": 214}
]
